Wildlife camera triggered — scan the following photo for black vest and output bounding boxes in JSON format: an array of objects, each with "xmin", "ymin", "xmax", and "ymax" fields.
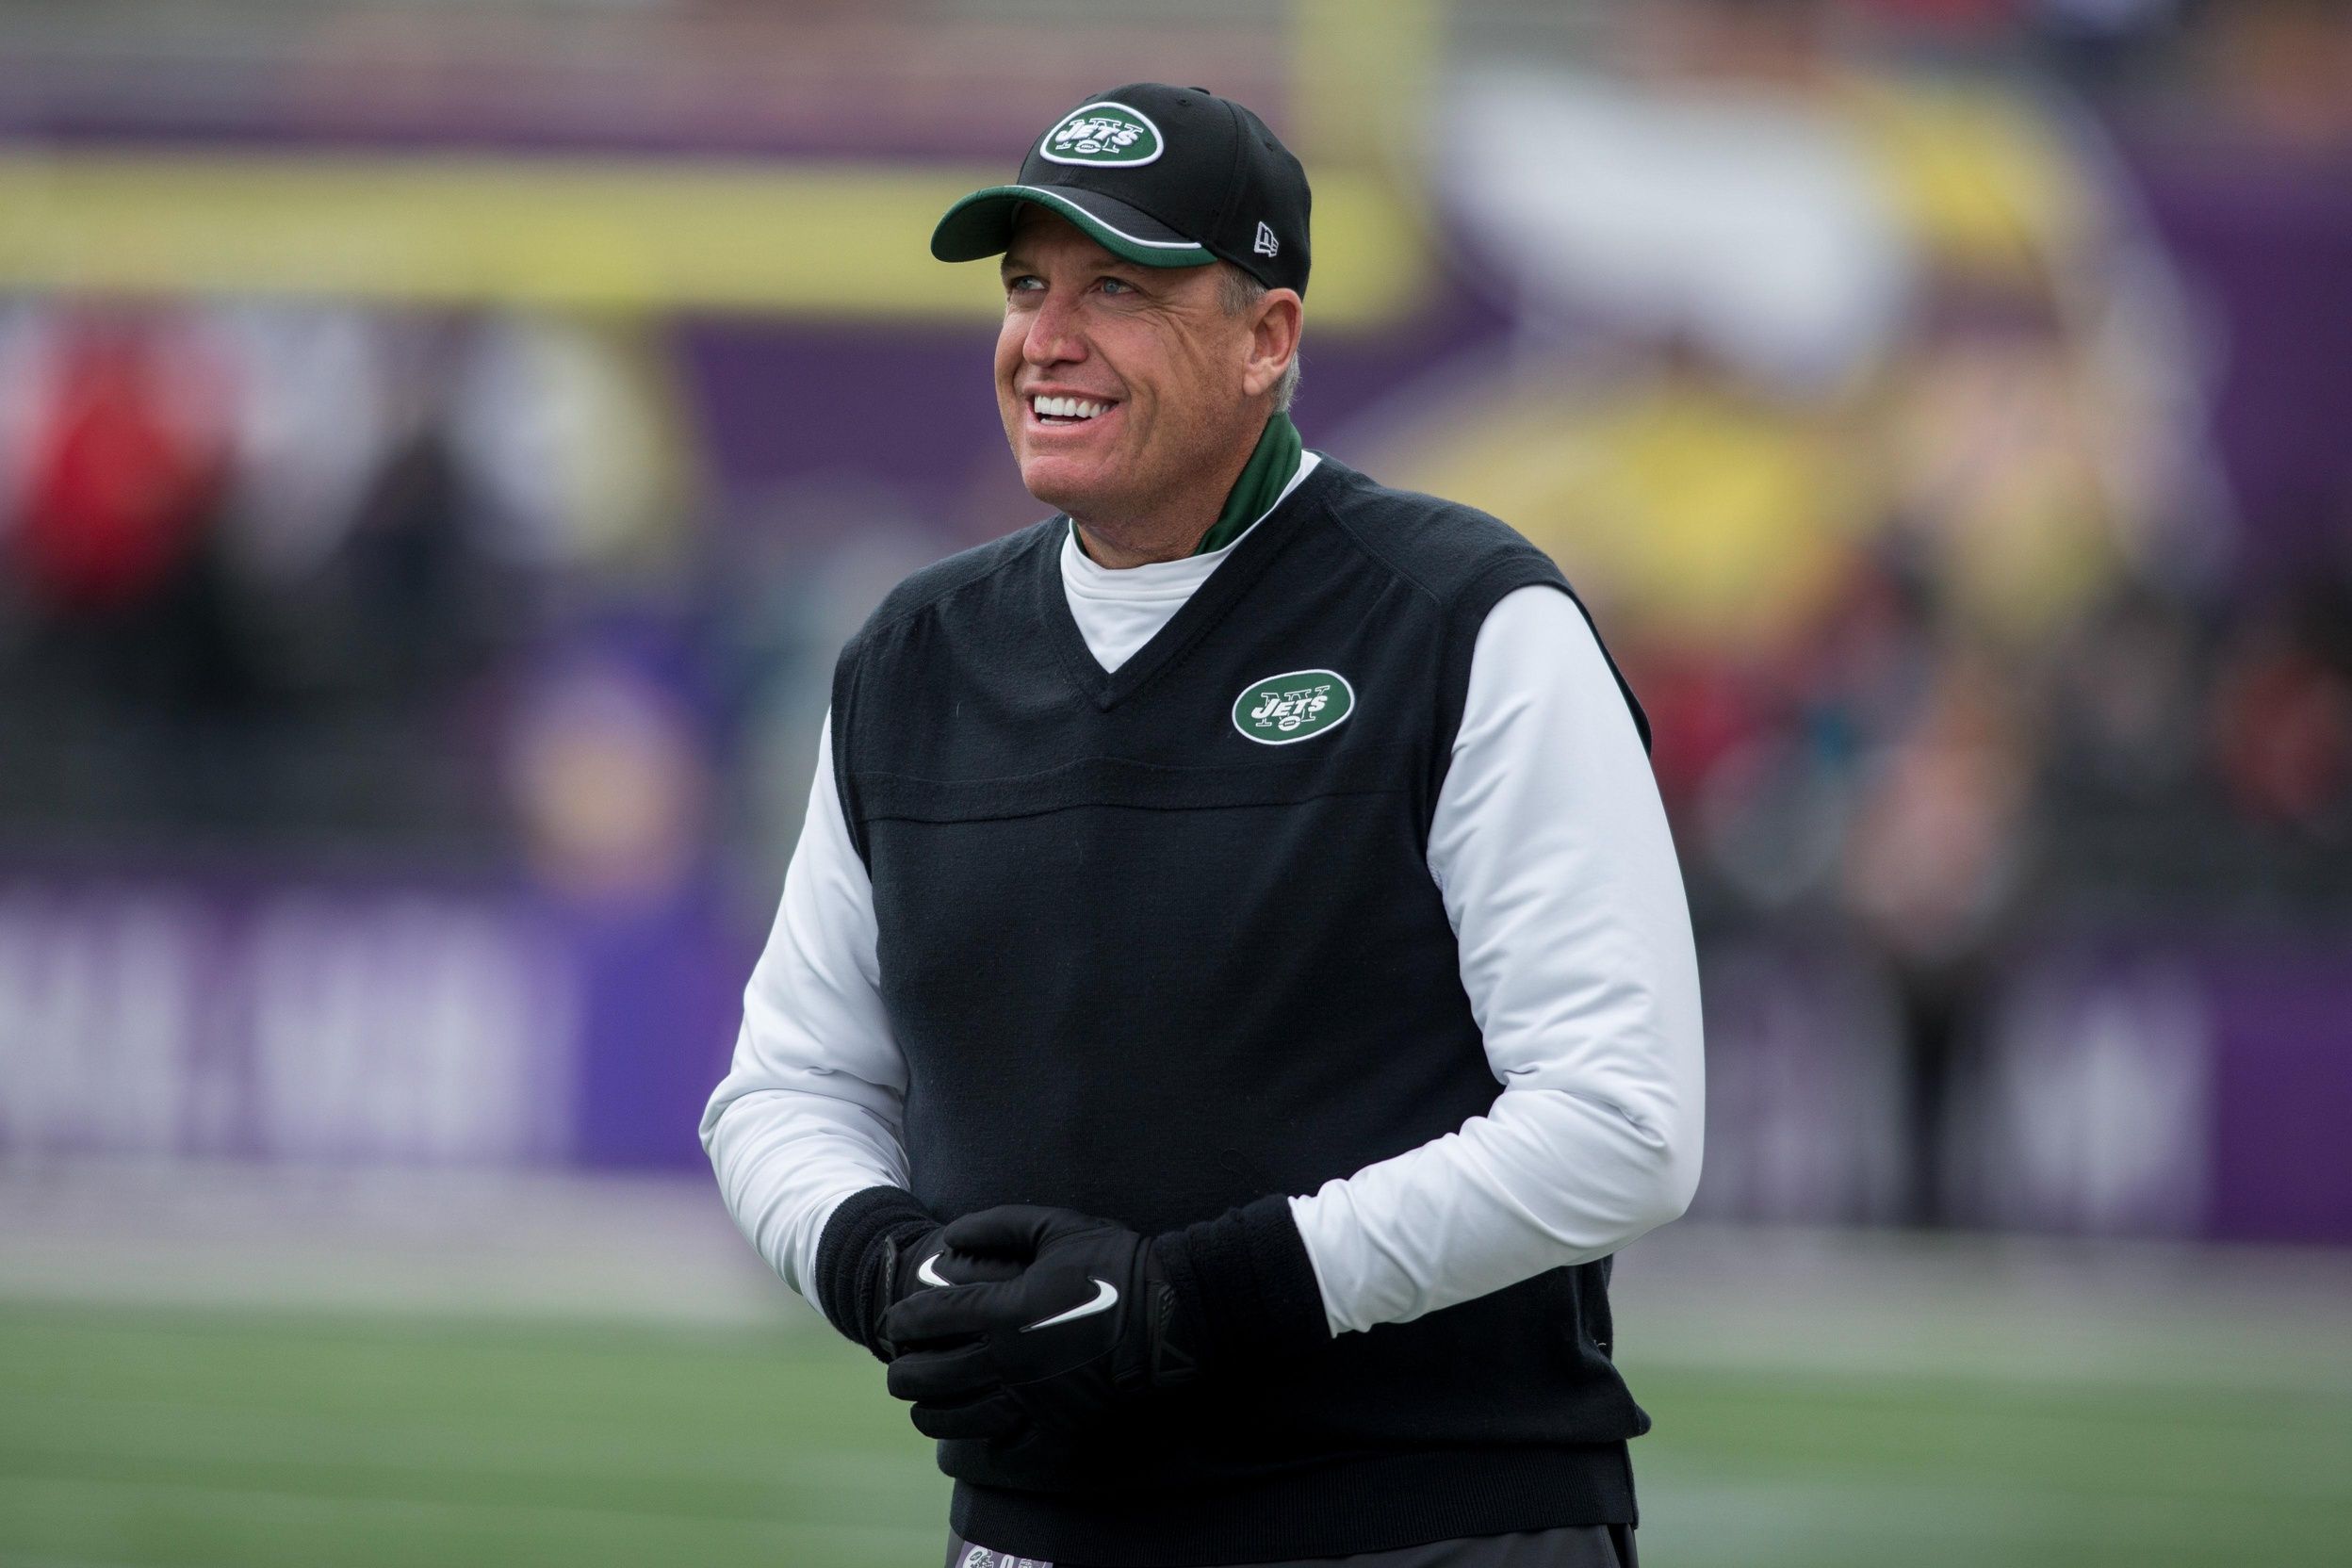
[{"xmin": 832, "ymin": 457, "xmax": 1654, "ymax": 1564}]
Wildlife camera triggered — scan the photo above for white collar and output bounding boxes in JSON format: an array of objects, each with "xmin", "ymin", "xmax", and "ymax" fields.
[{"xmin": 1060, "ymin": 449, "xmax": 1323, "ymax": 599}]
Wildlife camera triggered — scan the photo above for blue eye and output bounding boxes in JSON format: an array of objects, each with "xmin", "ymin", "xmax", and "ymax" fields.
[{"xmin": 1099, "ymin": 277, "xmax": 1135, "ymax": 295}]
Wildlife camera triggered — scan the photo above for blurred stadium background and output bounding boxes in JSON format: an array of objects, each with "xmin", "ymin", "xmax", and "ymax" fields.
[{"xmin": 3, "ymin": 0, "xmax": 2350, "ymax": 1563}]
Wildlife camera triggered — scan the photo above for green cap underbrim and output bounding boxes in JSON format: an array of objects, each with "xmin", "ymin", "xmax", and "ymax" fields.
[{"xmin": 930, "ymin": 185, "xmax": 1213, "ymax": 270}]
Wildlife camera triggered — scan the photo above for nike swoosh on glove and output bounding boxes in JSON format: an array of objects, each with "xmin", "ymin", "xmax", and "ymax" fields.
[
  {"xmin": 877, "ymin": 1198, "xmax": 1329, "ymax": 1442},
  {"xmin": 808, "ymin": 1186, "xmax": 1021, "ymax": 1361}
]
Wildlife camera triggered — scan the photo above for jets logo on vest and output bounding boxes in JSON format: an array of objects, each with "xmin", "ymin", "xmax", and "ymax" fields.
[{"xmin": 1232, "ymin": 669, "xmax": 1355, "ymax": 744}]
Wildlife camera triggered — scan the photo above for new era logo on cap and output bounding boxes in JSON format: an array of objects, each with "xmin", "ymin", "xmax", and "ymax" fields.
[{"xmin": 1254, "ymin": 221, "xmax": 1279, "ymax": 257}]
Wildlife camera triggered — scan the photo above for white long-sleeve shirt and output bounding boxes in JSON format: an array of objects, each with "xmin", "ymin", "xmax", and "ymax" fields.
[{"xmin": 702, "ymin": 454, "xmax": 1704, "ymax": 1336}]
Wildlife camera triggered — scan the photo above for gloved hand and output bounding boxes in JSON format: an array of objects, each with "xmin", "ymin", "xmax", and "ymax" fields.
[
  {"xmin": 877, "ymin": 1205, "xmax": 1203, "ymax": 1441},
  {"xmin": 809, "ymin": 1186, "xmax": 1021, "ymax": 1360}
]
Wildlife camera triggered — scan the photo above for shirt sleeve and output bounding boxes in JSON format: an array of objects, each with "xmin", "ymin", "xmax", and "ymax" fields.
[
  {"xmin": 1286, "ymin": 584, "xmax": 1706, "ymax": 1335},
  {"xmin": 699, "ymin": 711, "xmax": 911, "ymax": 1299}
]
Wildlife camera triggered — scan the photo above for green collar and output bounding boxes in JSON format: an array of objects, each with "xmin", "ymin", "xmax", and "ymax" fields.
[{"xmin": 1192, "ymin": 413, "xmax": 1304, "ymax": 556}]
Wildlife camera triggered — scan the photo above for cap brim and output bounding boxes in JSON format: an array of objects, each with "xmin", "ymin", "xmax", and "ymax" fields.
[{"xmin": 930, "ymin": 184, "xmax": 1213, "ymax": 270}]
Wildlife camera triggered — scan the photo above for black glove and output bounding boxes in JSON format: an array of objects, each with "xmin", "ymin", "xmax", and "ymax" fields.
[
  {"xmin": 877, "ymin": 1205, "xmax": 1192, "ymax": 1441},
  {"xmin": 809, "ymin": 1185, "xmax": 1021, "ymax": 1360},
  {"xmin": 876, "ymin": 1197, "xmax": 1328, "ymax": 1442}
]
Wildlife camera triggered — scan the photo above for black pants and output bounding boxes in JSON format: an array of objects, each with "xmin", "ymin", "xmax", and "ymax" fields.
[{"xmin": 943, "ymin": 1525, "xmax": 1636, "ymax": 1568}]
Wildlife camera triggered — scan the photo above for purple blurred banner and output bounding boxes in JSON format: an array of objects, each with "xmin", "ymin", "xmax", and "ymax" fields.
[
  {"xmin": 1691, "ymin": 931, "xmax": 2352, "ymax": 1246},
  {"xmin": 2202, "ymin": 943, "xmax": 2352, "ymax": 1245},
  {"xmin": 0, "ymin": 869, "xmax": 743, "ymax": 1172},
  {"xmin": 3, "ymin": 867, "xmax": 2346, "ymax": 1245},
  {"xmin": 2119, "ymin": 133, "xmax": 2352, "ymax": 575}
]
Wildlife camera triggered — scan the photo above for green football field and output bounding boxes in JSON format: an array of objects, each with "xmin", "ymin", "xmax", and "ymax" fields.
[{"xmin": 4, "ymin": 1297, "xmax": 2347, "ymax": 1568}]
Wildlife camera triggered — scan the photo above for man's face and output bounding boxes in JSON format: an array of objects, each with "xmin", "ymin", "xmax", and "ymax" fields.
[{"xmin": 995, "ymin": 207, "xmax": 1262, "ymax": 524}]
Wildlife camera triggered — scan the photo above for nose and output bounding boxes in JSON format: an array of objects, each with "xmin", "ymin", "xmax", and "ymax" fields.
[{"xmin": 1022, "ymin": 290, "xmax": 1087, "ymax": 370}]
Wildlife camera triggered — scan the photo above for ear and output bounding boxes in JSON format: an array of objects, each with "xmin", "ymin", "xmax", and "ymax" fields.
[{"xmin": 1240, "ymin": 288, "xmax": 1303, "ymax": 400}]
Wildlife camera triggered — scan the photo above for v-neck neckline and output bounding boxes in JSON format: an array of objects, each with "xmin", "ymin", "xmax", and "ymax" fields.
[{"xmin": 1035, "ymin": 456, "xmax": 1342, "ymax": 711}]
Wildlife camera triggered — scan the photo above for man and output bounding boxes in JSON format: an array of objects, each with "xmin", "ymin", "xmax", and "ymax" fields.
[{"xmin": 702, "ymin": 83, "xmax": 1704, "ymax": 1568}]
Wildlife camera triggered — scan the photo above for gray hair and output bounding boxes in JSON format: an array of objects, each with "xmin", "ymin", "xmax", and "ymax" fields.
[{"xmin": 1217, "ymin": 264, "xmax": 1301, "ymax": 414}]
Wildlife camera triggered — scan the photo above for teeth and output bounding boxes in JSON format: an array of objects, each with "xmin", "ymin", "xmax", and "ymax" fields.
[{"xmin": 1033, "ymin": 395, "xmax": 1109, "ymax": 420}]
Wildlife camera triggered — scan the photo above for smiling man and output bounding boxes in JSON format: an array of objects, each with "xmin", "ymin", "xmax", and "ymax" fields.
[{"xmin": 702, "ymin": 84, "xmax": 1704, "ymax": 1568}]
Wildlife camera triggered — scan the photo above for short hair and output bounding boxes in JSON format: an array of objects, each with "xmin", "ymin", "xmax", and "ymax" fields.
[{"xmin": 1217, "ymin": 264, "xmax": 1301, "ymax": 414}]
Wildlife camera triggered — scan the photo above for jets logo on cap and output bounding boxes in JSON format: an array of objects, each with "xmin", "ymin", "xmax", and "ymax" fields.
[{"xmin": 1040, "ymin": 102, "xmax": 1165, "ymax": 167}]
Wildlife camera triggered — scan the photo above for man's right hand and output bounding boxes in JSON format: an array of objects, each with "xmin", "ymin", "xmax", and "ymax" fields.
[
  {"xmin": 811, "ymin": 1186, "xmax": 1019, "ymax": 1360},
  {"xmin": 874, "ymin": 1218, "xmax": 1024, "ymax": 1356}
]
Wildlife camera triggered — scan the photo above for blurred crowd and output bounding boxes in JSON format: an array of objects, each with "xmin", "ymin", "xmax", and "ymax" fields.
[
  {"xmin": 0, "ymin": 306, "xmax": 707, "ymax": 890},
  {"xmin": 1, "ymin": 0, "xmax": 2348, "ymax": 1211}
]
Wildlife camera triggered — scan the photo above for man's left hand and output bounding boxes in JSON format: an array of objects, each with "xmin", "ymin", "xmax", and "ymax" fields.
[{"xmin": 878, "ymin": 1204, "xmax": 1202, "ymax": 1441}]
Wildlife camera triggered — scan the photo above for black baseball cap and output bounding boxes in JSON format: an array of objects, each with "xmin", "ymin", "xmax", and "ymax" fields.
[{"xmin": 931, "ymin": 82, "xmax": 1312, "ymax": 297}]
